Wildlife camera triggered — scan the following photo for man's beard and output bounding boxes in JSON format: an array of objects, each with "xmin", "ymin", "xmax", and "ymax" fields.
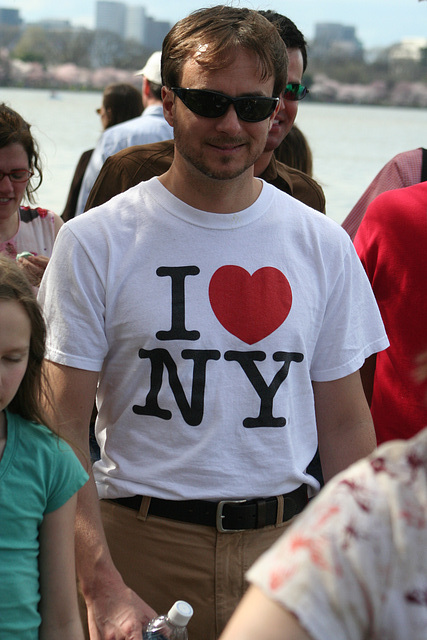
[{"xmin": 173, "ymin": 126, "xmax": 266, "ymax": 181}]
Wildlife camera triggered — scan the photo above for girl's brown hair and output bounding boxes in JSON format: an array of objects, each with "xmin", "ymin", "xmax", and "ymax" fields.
[
  {"xmin": 0, "ymin": 103, "xmax": 42, "ymax": 204},
  {"xmin": 0, "ymin": 255, "xmax": 50, "ymax": 427}
]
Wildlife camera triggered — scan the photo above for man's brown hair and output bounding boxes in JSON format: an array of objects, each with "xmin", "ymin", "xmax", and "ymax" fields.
[{"xmin": 162, "ymin": 5, "xmax": 288, "ymax": 97}]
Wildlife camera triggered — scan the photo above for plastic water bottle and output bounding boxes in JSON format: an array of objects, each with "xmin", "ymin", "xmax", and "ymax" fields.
[{"xmin": 143, "ymin": 600, "xmax": 193, "ymax": 640}]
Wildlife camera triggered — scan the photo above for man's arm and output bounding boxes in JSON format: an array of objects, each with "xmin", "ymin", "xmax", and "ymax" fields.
[
  {"xmin": 43, "ymin": 361, "xmax": 156, "ymax": 640},
  {"xmin": 313, "ymin": 370, "xmax": 377, "ymax": 483},
  {"xmin": 219, "ymin": 585, "xmax": 312, "ymax": 640}
]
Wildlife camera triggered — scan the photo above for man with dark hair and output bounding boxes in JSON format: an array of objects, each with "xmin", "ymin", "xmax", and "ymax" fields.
[
  {"xmin": 75, "ymin": 51, "xmax": 173, "ymax": 214},
  {"xmin": 85, "ymin": 11, "xmax": 323, "ymax": 214},
  {"xmin": 39, "ymin": 6, "xmax": 387, "ymax": 640},
  {"xmin": 258, "ymin": 10, "xmax": 308, "ymax": 172}
]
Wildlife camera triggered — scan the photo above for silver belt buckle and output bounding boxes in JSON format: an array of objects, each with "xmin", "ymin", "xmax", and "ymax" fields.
[{"xmin": 216, "ymin": 499, "xmax": 247, "ymax": 532}]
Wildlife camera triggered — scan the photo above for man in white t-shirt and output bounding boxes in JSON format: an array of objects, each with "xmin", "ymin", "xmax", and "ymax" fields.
[
  {"xmin": 39, "ymin": 7, "xmax": 388, "ymax": 640},
  {"xmin": 75, "ymin": 50, "xmax": 173, "ymax": 214}
]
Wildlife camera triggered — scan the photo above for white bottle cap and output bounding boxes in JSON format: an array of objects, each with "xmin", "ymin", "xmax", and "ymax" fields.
[{"xmin": 168, "ymin": 600, "xmax": 193, "ymax": 627}]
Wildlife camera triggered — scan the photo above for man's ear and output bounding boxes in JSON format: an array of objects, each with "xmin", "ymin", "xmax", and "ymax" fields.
[
  {"xmin": 162, "ymin": 86, "xmax": 174, "ymax": 126},
  {"xmin": 142, "ymin": 76, "xmax": 151, "ymax": 97}
]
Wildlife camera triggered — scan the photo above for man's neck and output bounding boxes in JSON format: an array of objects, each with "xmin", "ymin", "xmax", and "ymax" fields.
[
  {"xmin": 159, "ymin": 155, "xmax": 262, "ymax": 214},
  {"xmin": 253, "ymin": 150, "xmax": 273, "ymax": 177},
  {"xmin": 144, "ymin": 97, "xmax": 163, "ymax": 109}
]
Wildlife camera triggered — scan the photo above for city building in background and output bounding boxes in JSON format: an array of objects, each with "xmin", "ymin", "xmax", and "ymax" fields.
[
  {"xmin": 0, "ymin": 7, "xmax": 21, "ymax": 26},
  {"xmin": 312, "ymin": 23, "xmax": 364, "ymax": 60},
  {"xmin": 32, "ymin": 19, "xmax": 73, "ymax": 31},
  {"xmin": 125, "ymin": 4, "xmax": 146, "ymax": 44},
  {"xmin": 95, "ymin": 1, "xmax": 170, "ymax": 50},
  {"xmin": 390, "ymin": 36, "xmax": 427, "ymax": 62},
  {"xmin": 388, "ymin": 36, "xmax": 427, "ymax": 80},
  {"xmin": 0, "ymin": 2, "xmax": 425, "ymax": 104},
  {"xmin": 96, "ymin": 1, "xmax": 126, "ymax": 36}
]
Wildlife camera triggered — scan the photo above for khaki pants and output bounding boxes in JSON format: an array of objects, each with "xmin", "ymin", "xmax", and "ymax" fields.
[{"xmin": 80, "ymin": 498, "xmax": 293, "ymax": 640}]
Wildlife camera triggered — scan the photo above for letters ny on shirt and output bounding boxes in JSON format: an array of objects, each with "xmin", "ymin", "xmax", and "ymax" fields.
[{"xmin": 132, "ymin": 264, "xmax": 303, "ymax": 429}]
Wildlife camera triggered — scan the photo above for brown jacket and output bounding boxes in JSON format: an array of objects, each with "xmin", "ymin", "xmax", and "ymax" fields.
[{"xmin": 85, "ymin": 139, "xmax": 326, "ymax": 213}]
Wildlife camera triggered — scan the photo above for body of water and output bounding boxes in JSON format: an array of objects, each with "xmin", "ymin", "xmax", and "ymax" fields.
[{"xmin": 2, "ymin": 87, "xmax": 427, "ymax": 224}]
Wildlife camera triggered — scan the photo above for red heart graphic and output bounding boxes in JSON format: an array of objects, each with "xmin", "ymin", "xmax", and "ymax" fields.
[{"xmin": 209, "ymin": 266, "xmax": 292, "ymax": 344}]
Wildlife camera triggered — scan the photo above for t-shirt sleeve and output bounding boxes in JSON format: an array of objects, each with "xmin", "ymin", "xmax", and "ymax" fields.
[
  {"xmin": 38, "ymin": 223, "xmax": 108, "ymax": 371},
  {"xmin": 310, "ymin": 237, "xmax": 388, "ymax": 381},
  {"xmin": 44, "ymin": 436, "xmax": 89, "ymax": 514}
]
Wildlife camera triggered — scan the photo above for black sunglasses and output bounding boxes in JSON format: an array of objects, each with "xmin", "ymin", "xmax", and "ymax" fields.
[
  {"xmin": 282, "ymin": 83, "xmax": 309, "ymax": 101},
  {"xmin": 171, "ymin": 87, "xmax": 279, "ymax": 123}
]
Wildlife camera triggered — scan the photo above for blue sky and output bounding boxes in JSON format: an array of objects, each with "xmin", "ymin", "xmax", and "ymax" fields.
[{"xmin": 8, "ymin": 0, "xmax": 427, "ymax": 48}]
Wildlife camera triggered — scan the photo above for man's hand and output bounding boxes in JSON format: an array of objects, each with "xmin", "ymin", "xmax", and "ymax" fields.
[{"xmin": 86, "ymin": 576, "xmax": 157, "ymax": 640}]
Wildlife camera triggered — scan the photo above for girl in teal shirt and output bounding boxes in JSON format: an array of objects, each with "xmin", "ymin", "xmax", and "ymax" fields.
[{"xmin": 0, "ymin": 255, "xmax": 89, "ymax": 639}]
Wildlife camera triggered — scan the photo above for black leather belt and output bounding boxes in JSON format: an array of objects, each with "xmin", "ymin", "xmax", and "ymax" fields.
[{"xmin": 110, "ymin": 485, "xmax": 307, "ymax": 532}]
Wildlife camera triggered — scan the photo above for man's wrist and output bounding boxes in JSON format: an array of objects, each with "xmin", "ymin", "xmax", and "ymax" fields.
[{"xmin": 78, "ymin": 549, "xmax": 124, "ymax": 601}]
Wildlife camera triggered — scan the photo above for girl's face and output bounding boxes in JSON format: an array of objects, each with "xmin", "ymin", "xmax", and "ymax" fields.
[
  {"xmin": 0, "ymin": 143, "xmax": 30, "ymax": 223},
  {"xmin": 0, "ymin": 298, "xmax": 31, "ymax": 413}
]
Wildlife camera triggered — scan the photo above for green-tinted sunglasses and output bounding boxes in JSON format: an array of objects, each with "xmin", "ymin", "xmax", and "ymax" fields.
[{"xmin": 282, "ymin": 83, "xmax": 309, "ymax": 101}]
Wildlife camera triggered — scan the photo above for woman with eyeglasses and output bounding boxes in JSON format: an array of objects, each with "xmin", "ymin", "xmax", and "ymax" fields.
[{"xmin": 0, "ymin": 102, "xmax": 63, "ymax": 288}]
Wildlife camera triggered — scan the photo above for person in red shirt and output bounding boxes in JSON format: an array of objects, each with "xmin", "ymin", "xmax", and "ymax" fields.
[{"xmin": 355, "ymin": 181, "xmax": 427, "ymax": 443}]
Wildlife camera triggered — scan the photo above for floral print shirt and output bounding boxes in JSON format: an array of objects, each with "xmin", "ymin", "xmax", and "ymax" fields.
[
  {"xmin": 0, "ymin": 206, "xmax": 56, "ymax": 259},
  {"xmin": 247, "ymin": 428, "xmax": 427, "ymax": 640}
]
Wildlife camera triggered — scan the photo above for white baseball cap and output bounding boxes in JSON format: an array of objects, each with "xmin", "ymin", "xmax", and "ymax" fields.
[{"xmin": 135, "ymin": 51, "xmax": 162, "ymax": 84}]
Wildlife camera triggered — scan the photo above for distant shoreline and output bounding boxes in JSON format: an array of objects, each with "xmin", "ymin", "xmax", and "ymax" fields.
[{"xmin": 1, "ymin": 59, "xmax": 426, "ymax": 108}]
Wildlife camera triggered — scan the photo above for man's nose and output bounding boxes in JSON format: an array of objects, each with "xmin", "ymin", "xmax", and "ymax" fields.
[{"xmin": 215, "ymin": 104, "xmax": 242, "ymax": 134}]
